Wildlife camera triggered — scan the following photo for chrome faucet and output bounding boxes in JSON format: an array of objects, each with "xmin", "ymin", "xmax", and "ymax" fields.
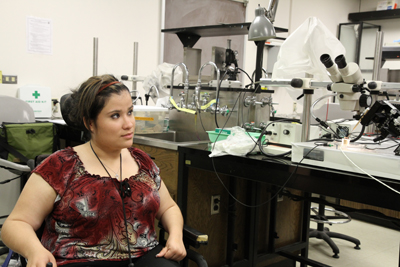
[
  {"xmin": 170, "ymin": 63, "xmax": 189, "ymax": 108},
  {"xmin": 194, "ymin": 61, "xmax": 220, "ymax": 111}
]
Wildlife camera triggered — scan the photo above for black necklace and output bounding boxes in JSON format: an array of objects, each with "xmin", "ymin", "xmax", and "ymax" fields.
[
  {"xmin": 89, "ymin": 142, "xmax": 131, "ymax": 198},
  {"xmin": 90, "ymin": 141, "xmax": 121, "ymax": 180},
  {"xmin": 89, "ymin": 142, "xmax": 134, "ymax": 267}
]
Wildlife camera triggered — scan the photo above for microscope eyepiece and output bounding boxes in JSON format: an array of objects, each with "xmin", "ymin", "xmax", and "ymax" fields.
[
  {"xmin": 320, "ymin": 54, "xmax": 334, "ymax": 68},
  {"xmin": 335, "ymin": 55, "xmax": 347, "ymax": 69},
  {"xmin": 321, "ymin": 54, "xmax": 343, "ymax": 83}
]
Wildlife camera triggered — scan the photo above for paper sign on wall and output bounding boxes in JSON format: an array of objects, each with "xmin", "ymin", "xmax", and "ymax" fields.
[
  {"xmin": 27, "ymin": 16, "xmax": 52, "ymax": 55},
  {"xmin": 18, "ymin": 85, "xmax": 52, "ymax": 118}
]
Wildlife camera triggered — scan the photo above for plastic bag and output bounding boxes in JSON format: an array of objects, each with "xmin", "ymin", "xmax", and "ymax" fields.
[
  {"xmin": 272, "ymin": 17, "xmax": 346, "ymax": 82},
  {"xmin": 209, "ymin": 127, "xmax": 258, "ymax": 158},
  {"xmin": 143, "ymin": 62, "xmax": 183, "ymax": 106}
]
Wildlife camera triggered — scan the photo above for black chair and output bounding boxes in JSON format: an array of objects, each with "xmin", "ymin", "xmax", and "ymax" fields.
[
  {"xmin": 159, "ymin": 223, "xmax": 208, "ymax": 267},
  {"xmin": 0, "ymin": 240, "xmax": 9, "ymax": 260},
  {"xmin": 309, "ymin": 196, "xmax": 360, "ymax": 258}
]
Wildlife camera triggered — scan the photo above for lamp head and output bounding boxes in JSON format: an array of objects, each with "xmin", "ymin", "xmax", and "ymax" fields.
[{"xmin": 248, "ymin": 5, "xmax": 276, "ymax": 41}]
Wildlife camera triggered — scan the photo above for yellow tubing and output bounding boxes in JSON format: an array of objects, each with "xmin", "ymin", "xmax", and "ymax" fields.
[{"xmin": 169, "ymin": 97, "xmax": 196, "ymax": 114}]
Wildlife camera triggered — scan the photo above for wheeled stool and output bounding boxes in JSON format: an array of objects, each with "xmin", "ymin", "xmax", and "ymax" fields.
[{"xmin": 309, "ymin": 198, "xmax": 361, "ymax": 258}]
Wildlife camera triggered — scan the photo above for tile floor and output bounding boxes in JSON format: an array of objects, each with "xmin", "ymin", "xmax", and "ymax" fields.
[{"xmin": 297, "ymin": 217, "xmax": 400, "ymax": 267}]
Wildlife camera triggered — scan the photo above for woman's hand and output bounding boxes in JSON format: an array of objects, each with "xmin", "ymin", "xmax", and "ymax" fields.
[
  {"xmin": 26, "ymin": 247, "xmax": 57, "ymax": 267},
  {"xmin": 156, "ymin": 181, "xmax": 186, "ymax": 261},
  {"xmin": 156, "ymin": 236, "xmax": 187, "ymax": 262}
]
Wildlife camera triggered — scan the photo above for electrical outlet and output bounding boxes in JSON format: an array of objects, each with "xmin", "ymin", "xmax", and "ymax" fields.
[
  {"xmin": 277, "ymin": 188, "xmax": 285, "ymax": 202},
  {"xmin": 211, "ymin": 195, "xmax": 220, "ymax": 215},
  {"xmin": 2, "ymin": 75, "xmax": 17, "ymax": 84}
]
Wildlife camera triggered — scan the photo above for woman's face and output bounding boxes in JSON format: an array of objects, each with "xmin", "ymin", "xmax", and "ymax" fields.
[{"xmin": 89, "ymin": 90, "xmax": 135, "ymax": 150}]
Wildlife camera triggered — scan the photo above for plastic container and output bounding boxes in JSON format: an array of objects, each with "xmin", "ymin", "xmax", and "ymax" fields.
[
  {"xmin": 207, "ymin": 131, "xmax": 230, "ymax": 142},
  {"xmin": 134, "ymin": 106, "xmax": 169, "ymax": 133}
]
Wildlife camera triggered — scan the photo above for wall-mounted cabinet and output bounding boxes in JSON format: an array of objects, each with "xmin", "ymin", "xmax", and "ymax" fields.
[
  {"xmin": 349, "ymin": 9, "xmax": 400, "ymax": 21},
  {"xmin": 162, "ymin": 23, "xmax": 288, "ymax": 48},
  {"xmin": 346, "ymin": 10, "xmax": 400, "ymax": 77},
  {"xmin": 338, "ymin": 22, "xmax": 381, "ymax": 79},
  {"xmin": 162, "ymin": 23, "xmax": 288, "ymax": 83}
]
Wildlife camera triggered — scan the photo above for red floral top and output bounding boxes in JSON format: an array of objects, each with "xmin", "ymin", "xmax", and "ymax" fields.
[{"xmin": 33, "ymin": 147, "xmax": 161, "ymax": 266}]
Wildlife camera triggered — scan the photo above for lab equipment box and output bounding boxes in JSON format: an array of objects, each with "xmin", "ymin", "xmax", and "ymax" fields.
[
  {"xmin": 291, "ymin": 141, "xmax": 400, "ymax": 180},
  {"xmin": 134, "ymin": 106, "xmax": 168, "ymax": 134},
  {"xmin": 377, "ymin": 0, "xmax": 398, "ymax": 10}
]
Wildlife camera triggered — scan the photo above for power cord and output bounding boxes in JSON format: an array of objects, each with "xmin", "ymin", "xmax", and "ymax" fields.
[
  {"xmin": 211, "ymin": 144, "xmax": 321, "ymax": 208},
  {"xmin": 210, "ymin": 91, "xmax": 243, "ymax": 150},
  {"xmin": 339, "ymin": 146, "xmax": 400, "ymax": 195},
  {"xmin": 237, "ymin": 67, "xmax": 254, "ymax": 85},
  {"xmin": 365, "ymin": 141, "xmax": 399, "ymax": 150},
  {"xmin": 209, "ymin": 66, "xmax": 319, "ymax": 207}
]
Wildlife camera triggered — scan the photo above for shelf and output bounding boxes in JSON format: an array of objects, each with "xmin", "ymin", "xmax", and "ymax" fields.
[
  {"xmin": 162, "ymin": 22, "xmax": 288, "ymax": 47},
  {"xmin": 349, "ymin": 9, "xmax": 400, "ymax": 21},
  {"xmin": 366, "ymin": 46, "xmax": 400, "ymax": 60},
  {"xmin": 167, "ymin": 85, "xmax": 274, "ymax": 93},
  {"xmin": 382, "ymin": 46, "xmax": 400, "ymax": 59}
]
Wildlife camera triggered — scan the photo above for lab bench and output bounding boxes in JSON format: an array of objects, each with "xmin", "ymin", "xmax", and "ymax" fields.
[{"xmin": 177, "ymin": 144, "xmax": 400, "ymax": 267}]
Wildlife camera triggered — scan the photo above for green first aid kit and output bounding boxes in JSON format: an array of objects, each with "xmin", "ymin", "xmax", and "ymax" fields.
[{"xmin": 0, "ymin": 122, "xmax": 56, "ymax": 163}]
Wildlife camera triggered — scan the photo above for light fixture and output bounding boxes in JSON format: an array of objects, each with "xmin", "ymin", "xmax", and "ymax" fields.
[{"xmin": 248, "ymin": 5, "xmax": 276, "ymax": 41}]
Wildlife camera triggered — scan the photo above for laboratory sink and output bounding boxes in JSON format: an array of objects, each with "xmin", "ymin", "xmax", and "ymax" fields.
[{"xmin": 133, "ymin": 131, "xmax": 209, "ymax": 150}]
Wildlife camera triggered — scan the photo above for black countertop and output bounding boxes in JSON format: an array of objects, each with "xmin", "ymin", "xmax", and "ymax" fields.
[{"xmin": 178, "ymin": 144, "xmax": 400, "ymax": 211}]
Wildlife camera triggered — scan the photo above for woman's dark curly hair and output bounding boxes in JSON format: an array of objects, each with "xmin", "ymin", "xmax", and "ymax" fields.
[{"xmin": 67, "ymin": 74, "xmax": 130, "ymax": 139}]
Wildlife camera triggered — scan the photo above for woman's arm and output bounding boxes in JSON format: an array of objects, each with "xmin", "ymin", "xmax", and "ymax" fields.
[
  {"xmin": 1, "ymin": 173, "xmax": 57, "ymax": 267},
  {"xmin": 155, "ymin": 180, "xmax": 186, "ymax": 261}
]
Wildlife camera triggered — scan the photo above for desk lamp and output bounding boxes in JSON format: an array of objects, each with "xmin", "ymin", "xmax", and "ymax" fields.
[{"xmin": 248, "ymin": 1, "xmax": 278, "ymax": 88}]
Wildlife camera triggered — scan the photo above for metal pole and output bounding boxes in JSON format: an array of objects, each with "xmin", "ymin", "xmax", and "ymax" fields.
[
  {"xmin": 372, "ymin": 31, "xmax": 384, "ymax": 81},
  {"xmin": 254, "ymin": 41, "xmax": 264, "ymax": 92},
  {"xmin": 132, "ymin": 42, "xmax": 139, "ymax": 91},
  {"xmin": 369, "ymin": 31, "xmax": 384, "ymax": 134},
  {"xmin": 248, "ymin": 41, "xmax": 265, "ymax": 125},
  {"xmin": 93, "ymin": 37, "xmax": 98, "ymax": 76},
  {"xmin": 301, "ymin": 90, "xmax": 313, "ymax": 142}
]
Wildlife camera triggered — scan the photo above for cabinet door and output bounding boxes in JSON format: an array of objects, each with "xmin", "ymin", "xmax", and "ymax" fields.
[{"xmin": 338, "ymin": 22, "xmax": 380, "ymax": 80}]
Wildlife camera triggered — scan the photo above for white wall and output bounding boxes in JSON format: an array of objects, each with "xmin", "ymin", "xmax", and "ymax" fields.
[{"xmin": 0, "ymin": 0, "xmax": 162, "ymax": 114}]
